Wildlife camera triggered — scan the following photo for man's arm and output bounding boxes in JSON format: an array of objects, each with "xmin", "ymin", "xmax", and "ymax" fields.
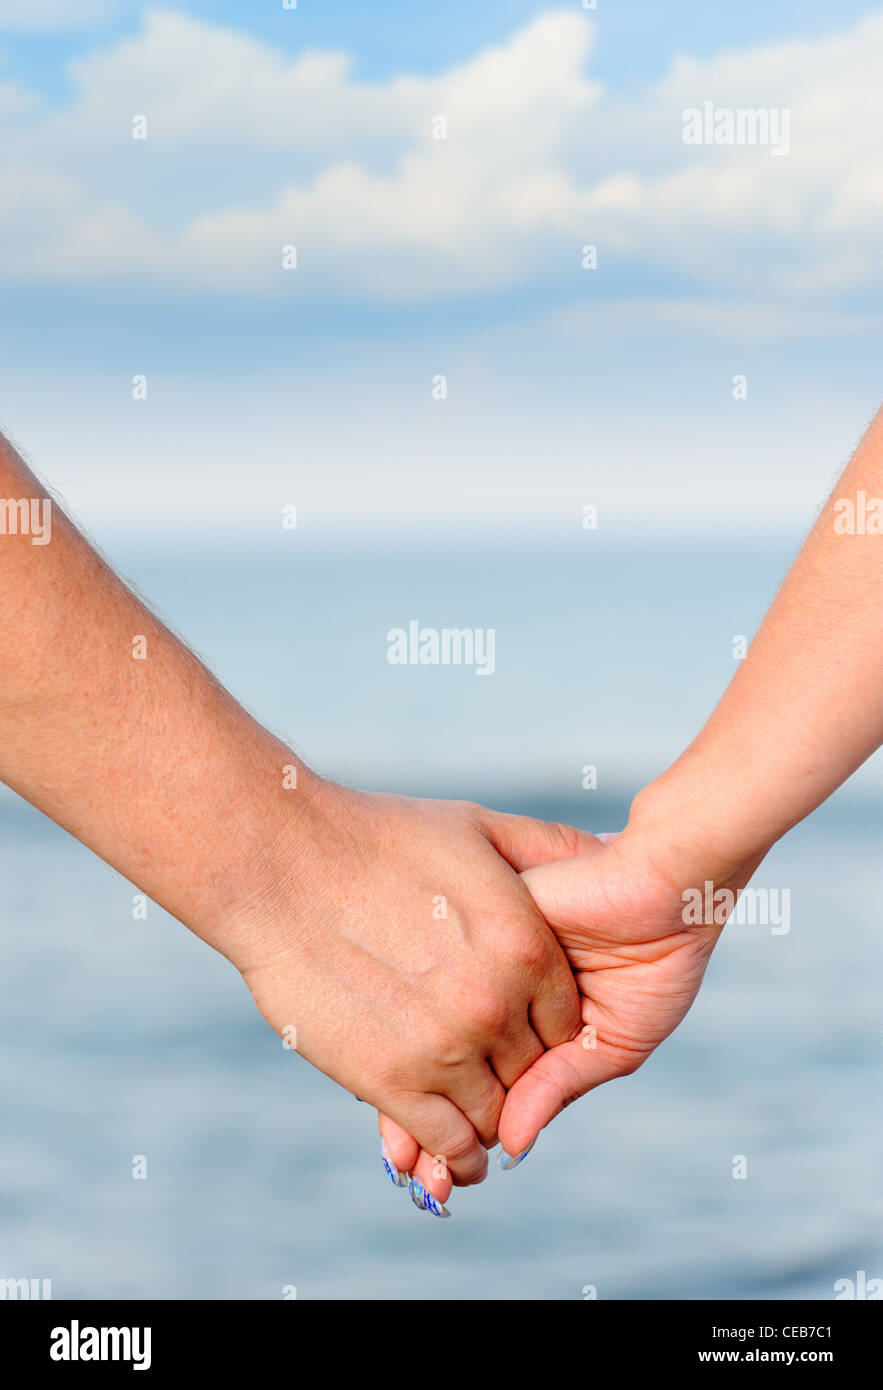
[
  {"xmin": 0, "ymin": 433, "xmax": 311, "ymax": 965},
  {"xmin": 0, "ymin": 430, "xmax": 593, "ymax": 1198}
]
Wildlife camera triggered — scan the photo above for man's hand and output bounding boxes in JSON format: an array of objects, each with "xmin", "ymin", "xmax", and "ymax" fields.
[
  {"xmin": 237, "ymin": 787, "xmax": 597, "ymax": 1189},
  {"xmin": 0, "ymin": 431, "xmax": 599, "ymax": 1190}
]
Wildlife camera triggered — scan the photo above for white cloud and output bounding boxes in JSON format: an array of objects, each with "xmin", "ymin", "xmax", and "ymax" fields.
[
  {"xmin": 61, "ymin": 7, "xmax": 597, "ymax": 153},
  {"xmin": 551, "ymin": 297, "xmax": 883, "ymax": 342},
  {"xmin": 0, "ymin": 0, "xmax": 112, "ymax": 29},
  {"xmin": 1, "ymin": 6, "xmax": 882, "ymax": 311}
]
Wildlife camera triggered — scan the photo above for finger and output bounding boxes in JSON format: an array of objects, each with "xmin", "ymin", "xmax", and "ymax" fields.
[
  {"xmin": 409, "ymin": 1147, "xmax": 454, "ymax": 1210},
  {"xmin": 377, "ymin": 1113, "xmax": 454, "ymax": 1215},
  {"xmin": 487, "ymin": 1022, "xmax": 544, "ymax": 1090},
  {"xmin": 479, "ymin": 809, "xmax": 606, "ymax": 872},
  {"xmin": 478, "ymin": 807, "xmax": 608, "ymax": 1049},
  {"xmin": 440, "ymin": 1059, "xmax": 507, "ymax": 1149},
  {"xmin": 390, "ymin": 1092, "xmax": 490, "ymax": 1186},
  {"xmin": 526, "ymin": 935, "xmax": 583, "ymax": 1056},
  {"xmin": 501, "ymin": 850, "xmax": 629, "ymax": 1149},
  {"xmin": 378, "ymin": 1113, "xmax": 452, "ymax": 1201},
  {"xmin": 498, "ymin": 1030, "xmax": 647, "ymax": 1158},
  {"xmin": 378, "ymin": 1112, "xmax": 416, "ymax": 1186},
  {"xmin": 521, "ymin": 851, "xmax": 612, "ymax": 932}
]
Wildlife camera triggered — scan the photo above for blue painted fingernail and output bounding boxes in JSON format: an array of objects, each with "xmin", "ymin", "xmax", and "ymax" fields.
[
  {"xmin": 422, "ymin": 1188, "xmax": 451, "ymax": 1219},
  {"xmin": 408, "ymin": 1176, "xmax": 450, "ymax": 1219},
  {"xmin": 381, "ymin": 1140, "xmax": 408, "ymax": 1188},
  {"xmin": 497, "ymin": 1138, "xmax": 536, "ymax": 1171}
]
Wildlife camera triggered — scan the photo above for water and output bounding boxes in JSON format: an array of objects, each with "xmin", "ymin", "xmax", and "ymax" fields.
[{"xmin": 1, "ymin": 534, "xmax": 881, "ymax": 1299}]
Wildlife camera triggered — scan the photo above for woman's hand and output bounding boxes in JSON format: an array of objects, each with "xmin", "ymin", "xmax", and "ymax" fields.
[
  {"xmin": 235, "ymin": 782, "xmax": 598, "ymax": 1189},
  {"xmin": 378, "ymin": 812, "xmax": 765, "ymax": 1211},
  {"xmin": 496, "ymin": 829, "xmax": 735, "ymax": 1153},
  {"xmin": 379, "ymin": 407, "xmax": 883, "ymax": 1212}
]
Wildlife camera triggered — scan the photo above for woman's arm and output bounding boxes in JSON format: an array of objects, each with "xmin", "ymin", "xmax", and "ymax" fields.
[
  {"xmin": 630, "ymin": 403, "xmax": 883, "ymax": 885},
  {"xmin": 493, "ymin": 403, "xmax": 883, "ymax": 1155}
]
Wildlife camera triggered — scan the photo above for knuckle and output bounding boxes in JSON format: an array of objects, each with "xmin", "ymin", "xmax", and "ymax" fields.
[
  {"xmin": 463, "ymin": 986, "xmax": 511, "ymax": 1037},
  {"xmin": 423, "ymin": 1020, "xmax": 470, "ymax": 1069},
  {"xmin": 440, "ymin": 1127, "xmax": 481, "ymax": 1166},
  {"xmin": 608, "ymin": 1041, "xmax": 652, "ymax": 1078},
  {"xmin": 513, "ymin": 927, "xmax": 553, "ymax": 974},
  {"xmin": 497, "ymin": 922, "xmax": 554, "ymax": 979},
  {"xmin": 369, "ymin": 1063, "xmax": 409, "ymax": 1100},
  {"xmin": 549, "ymin": 820, "xmax": 586, "ymax": 856},
  {"xmin": 473, "ymin": 1102, "xmax": 503, "ymax": 1149}
]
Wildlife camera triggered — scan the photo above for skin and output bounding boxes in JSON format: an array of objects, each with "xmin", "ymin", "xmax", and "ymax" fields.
[
  {"xmin": 0, "ymin": 429, "xmax": 594, "ymax": 1187},
  {"xmin": 382, "ymin": 404, "xmax": 883, "ymax": 1206},
  {"xmin": 6, "ymin": 401, "xmax": 883, "ymax": 1211}
]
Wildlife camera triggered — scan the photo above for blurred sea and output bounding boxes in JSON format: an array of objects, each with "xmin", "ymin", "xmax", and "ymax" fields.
[{"xmin": 1, "ymin": 529, "xmax": 881, "ymax": 1300}]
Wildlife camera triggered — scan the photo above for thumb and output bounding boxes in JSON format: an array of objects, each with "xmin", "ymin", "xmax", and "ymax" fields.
[
  {"xmin": 478, "ymin": 807, "xmax": 606, "ymax": 873},
  {"xmin": 498, "ymin": 843, "xmax": 625, "ymax": 1155},
  {"xmin": 497, "ymin": 1035, "xmax": 628, "ymax": 1157},
  {"xmin": 519, "ymin": 846, "xmax": 615, "ymax": 930}
]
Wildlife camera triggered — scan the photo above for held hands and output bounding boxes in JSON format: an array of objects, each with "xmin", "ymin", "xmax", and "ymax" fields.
[
  {"xmin": 233, "ymin": 779, "xmax": 600, "ymax": 1189},
  {"xmin": 230, "ymin": 770, "xmax": 766, "ymax": 1217},
  {"xmin": 377, "ymin": 801, "xmax": 768, "ymax": 1214}
]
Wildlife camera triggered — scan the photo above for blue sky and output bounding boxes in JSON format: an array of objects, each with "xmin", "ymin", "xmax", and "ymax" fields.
[
  {"xmin": 3, "ymin": 1, "xmax": 877, "ymax": 91},
  {"xmin": 1, "ymin": 1, "xmax": 881, "ymax": 533}
]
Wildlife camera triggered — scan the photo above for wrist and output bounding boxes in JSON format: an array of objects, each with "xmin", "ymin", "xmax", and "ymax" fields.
[
  {"xmin": 220, "ymin": 767, "xmax": 345, "ymax": 974},
  {"xmin": 625, "ymin": 758, "xmax": 774, "ymax": 895},
  {"xmin": 172, "ymin": 720, "xmax": 334, "ymax": 975}
]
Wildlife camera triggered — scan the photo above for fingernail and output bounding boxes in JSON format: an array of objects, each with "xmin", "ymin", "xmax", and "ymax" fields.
[
  {"xmin": 497, "ymin": 1138, "xmax": 536, "ymax": 1171},
  {"xmin": 408, "ymin": 1176, "xmax": 451, "ymax": 1219},
  {"xmin": 381, "ymin": 1140, "xmax": 409, "ymax": 1188}
]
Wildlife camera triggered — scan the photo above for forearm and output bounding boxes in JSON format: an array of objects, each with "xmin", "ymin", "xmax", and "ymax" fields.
[
  {"xmin": 0, "ymin": 434, "xmax": 319, "ymax": 966},
  {"xmin": 630, "ymin": 406, "xmax": 883, "ymax": 882},
  {"xmin": 0, "ymin": 433, "xmax": 588, "ymax": 1183}
]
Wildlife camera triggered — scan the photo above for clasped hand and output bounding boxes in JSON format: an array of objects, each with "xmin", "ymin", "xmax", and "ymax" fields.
[{"xmin": 235, "ymin": 778, "xmax": 739, "ymax": 1216}]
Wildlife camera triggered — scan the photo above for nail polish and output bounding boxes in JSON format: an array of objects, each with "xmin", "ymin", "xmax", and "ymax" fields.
[
  {"xmin": 408, "ymin": 1176, "xmax": 451, "ymax": 1219},
  {"xmin": 497, "ymin": 1138, "xmax": 536, "ymax": 1170},
  {"xmin": 381, "ymin": 1139, "xmax": 408, "ymax": 1188}
]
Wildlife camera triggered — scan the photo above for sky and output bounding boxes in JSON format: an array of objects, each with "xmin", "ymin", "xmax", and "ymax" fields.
[{"xmin": 2, "ymin": 1, "xmax": 882, "ymax": 535}]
